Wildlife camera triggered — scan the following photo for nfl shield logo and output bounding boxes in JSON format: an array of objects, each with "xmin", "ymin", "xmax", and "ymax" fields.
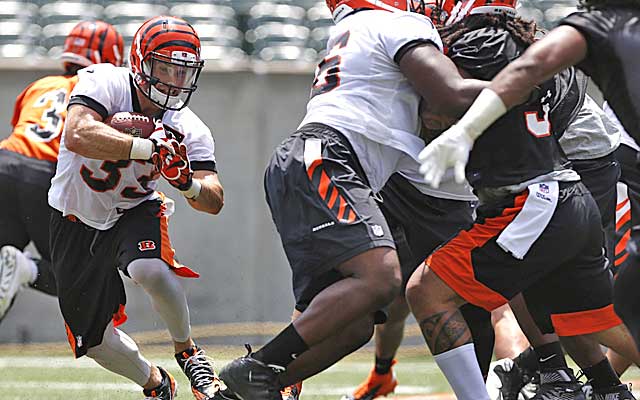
[
  {"xmin": 371, "ymin": 225, "xmax": 384, "ymax": 237},
  {"xmin": 539, "ymin": 183, "xmax": 549, "ymax": 194}
]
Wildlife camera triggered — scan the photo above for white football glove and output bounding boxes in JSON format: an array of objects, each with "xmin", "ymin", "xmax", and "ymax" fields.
[{"xmin": 418, "ymin": 123, "xmax": 475, "ymax": 188}]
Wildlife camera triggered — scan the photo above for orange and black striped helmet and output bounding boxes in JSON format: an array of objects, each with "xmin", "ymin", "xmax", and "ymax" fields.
[
  {"xmin": 130, "ymin": 16, "xmax": 204, "ymax": 111},
  {"xmin": 60, "ymin": 21, "xmax": 124, "ymax": 68}
]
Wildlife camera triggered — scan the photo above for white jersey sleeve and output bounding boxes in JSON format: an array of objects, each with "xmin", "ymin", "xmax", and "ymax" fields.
[
  {"xmin": 70, "ymin": 64, "xmax": 132, "ymax": 117},
  {"xmin": 378, "ymin": 12, "xmax": 443, "ymax": 60}
]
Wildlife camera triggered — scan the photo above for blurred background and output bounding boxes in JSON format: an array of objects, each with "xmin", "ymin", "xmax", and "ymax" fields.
[{"xmin": 0, "ymin": 0, "xmax": 582, "ymax": 345}]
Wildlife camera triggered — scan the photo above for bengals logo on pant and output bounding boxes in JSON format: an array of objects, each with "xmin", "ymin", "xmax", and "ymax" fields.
[{"xmin": 138, "ymin": 240, "xmax": 156, "ymax": 251}]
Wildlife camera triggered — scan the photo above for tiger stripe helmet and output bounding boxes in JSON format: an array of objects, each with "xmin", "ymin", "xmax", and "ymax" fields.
[
  {"xmin": 326, "ymin": 0, "xmax": 427, "ymax": 22},
  {"xmin": 130, "ymin": 16, "xmax": 204, "ymax": 111},
  {"xmin": 446, "ymin": 0, "xmax": 517, "ymax": 25},
  {"xmin": 60, "ymin": 21, "xmax": 124, "ymax": 68}
]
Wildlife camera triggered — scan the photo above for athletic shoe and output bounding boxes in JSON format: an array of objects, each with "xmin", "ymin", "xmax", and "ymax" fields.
[
  {"xmin": 175, "ymin": 346, "xmax": 222, "ymax": 399},
  {"xmin": 593, "ymin": 383, "xmax": 636, "ymax": 400},
  {"xmin": 218, "ymin": 345, "xmax": 284, "ymax": 400},
  {"xmin": 531, "ymin": 368, "xmax": 586, "ymax": 400},
  {"xmin": 0, "ymin": 246, "xmax": 32, "ymax": 323},
  {"xmin": 487, "ymin": 358, "xmax": 530, "ymax": 400},
  {"xmin": 281, "ymin": 382, "xmax": 302, "ymax": 400},
  {"xmin": 343, "ymin": 360, "xmax": 398, "ymax": 400},
  {"xmin": 144, "ymin": 366, "xmax": 177, "ymax": 400}
]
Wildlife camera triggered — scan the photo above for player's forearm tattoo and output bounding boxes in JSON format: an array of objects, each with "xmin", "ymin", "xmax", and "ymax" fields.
[{"xmin": 419, "ymin": 310, "xmax": 472, "ymax": 354}]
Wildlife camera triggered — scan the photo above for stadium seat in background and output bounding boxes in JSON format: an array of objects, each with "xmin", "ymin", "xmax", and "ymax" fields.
[
  {"xmin": 39, "ymin": 1, "xmax": 102, "ymax": 26},
  {"xmin": 0, "ymin": 1, "xmax": 39, "ymax": 23},
  {"xmin": 170, "ymin": 3, "xmax": 238, "ymax": 26},
  {"xmin": 103, "ymin": 2, "xmax": 167, "ymax": 26}
]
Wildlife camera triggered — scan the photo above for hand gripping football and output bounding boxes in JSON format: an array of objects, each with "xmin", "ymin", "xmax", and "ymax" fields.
[{"xmin": 104, "ymin": 112, "xmax": 155, "ymax": 139}]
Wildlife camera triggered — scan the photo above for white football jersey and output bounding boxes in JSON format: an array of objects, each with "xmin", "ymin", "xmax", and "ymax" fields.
[
  {"xmin": 604, "ymin": 101, "xmax": 638, "ymax": 152},
  {"xmin": 299, "ymin": 10, "xmax": 451, "ymax": 194},
  {"xmin": 48, "ymin": 63, "xmax": 216, "ymax": 230}
]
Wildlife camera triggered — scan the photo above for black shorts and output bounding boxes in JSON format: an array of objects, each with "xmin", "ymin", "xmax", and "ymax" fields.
[
  {"xmin": 50, "ymin": 197, "xmax": 192, "ymax": 358},
  {"xmin": 427, "ymin": 181, "xmax": 620, "ymax": 336},
  {"xmin": 614, "ymin": 144, "xmax": 640, "ymax": 273},
  {"xmin": 264, "ymin": 123, "xmax": 395, "ymax": 312},
  {"xmin": 379, "ymin": 173, "xmax": 474, "ymax": 287},
  {"xmin": 0, "ymin": 149, "xmax": 55, "ymax": 260},
  {"xmin": 571, "ymin": 152, "xmax": 620, "ymax": 265}
]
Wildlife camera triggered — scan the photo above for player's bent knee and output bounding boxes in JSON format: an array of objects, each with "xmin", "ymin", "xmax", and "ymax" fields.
[{"xmin": 128, "ymin": 258, "xmax": 174, "ymax": 289}]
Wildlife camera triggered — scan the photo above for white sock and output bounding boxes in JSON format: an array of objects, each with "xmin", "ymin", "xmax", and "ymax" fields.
[
  {"xmin": 86, "ymin": 322, "xmax": 152, "ymax": 386},
  {"xmin": 128, "ymin": 258, "xmax": 192, "ymax": 342},
  {"xmin": 434, "ymin": 343, "xmax": 490, "ymax": 400},
  {"xmin": 26, "ymin": 258, "xmax": 38, "ymax": 285}
]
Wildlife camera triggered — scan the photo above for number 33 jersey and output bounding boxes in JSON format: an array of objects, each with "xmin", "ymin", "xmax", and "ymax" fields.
[
  {"xmin": 48, "ymin": 63, "xmax": 217, "ymax": 230},
  {"xmin": 299, "ymin": 10, "xmax": 442, "ymax": 192}
]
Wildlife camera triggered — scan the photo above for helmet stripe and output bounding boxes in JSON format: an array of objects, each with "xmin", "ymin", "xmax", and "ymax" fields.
[
  {"xmin": 149, "ymin": 40, "xmax": 199, "ymax": 54},
  {"xmin": 96, "ymin": 25, "xmax": 109, "ymax": 58},
  {"xmin": 140, "ymin": 18, "xmax": 193, "ymax": 43},
  {"xmin": 143, "ymin": 29, "xmax": 198, "ymax": 54}
]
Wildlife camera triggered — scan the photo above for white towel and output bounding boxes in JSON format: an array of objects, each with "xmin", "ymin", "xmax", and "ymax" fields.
[{"xmin": 496, "ymin": 181, "xmax": 559, "ymax": 260}]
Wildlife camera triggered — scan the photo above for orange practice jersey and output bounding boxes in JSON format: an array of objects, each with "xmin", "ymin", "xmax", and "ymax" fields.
[{"xmin": 0, "ymin": 75, "xmax": 78, "ymax": 162}]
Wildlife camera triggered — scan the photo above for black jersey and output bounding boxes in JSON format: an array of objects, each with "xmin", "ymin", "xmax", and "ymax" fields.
[
  {"xmin": 448, "ymin": 27, "xmax": 581, "ymax": 189},
  {"xmin": 561, "ymin": 7, "xmax": 640, "ymax": 139}
]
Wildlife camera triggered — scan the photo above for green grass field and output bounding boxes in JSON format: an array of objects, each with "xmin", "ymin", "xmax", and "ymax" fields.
[
  {"xmin": 0, "ymin": 343, "xmax": 454, "ymax": 400},
  {"xmin": 1, "ymin": 332, "xmax": 639, "ymax": 400}
]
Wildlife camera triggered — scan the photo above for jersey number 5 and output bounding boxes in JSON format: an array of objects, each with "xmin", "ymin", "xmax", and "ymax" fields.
[{"xmin": 311, "ymin": 31, "xmax": 350, "ymax": 98}]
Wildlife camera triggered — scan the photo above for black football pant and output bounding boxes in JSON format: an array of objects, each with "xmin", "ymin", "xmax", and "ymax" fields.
[{"xmin": 0, "ymin": 150, "xmax": 57, "ymax": 296}]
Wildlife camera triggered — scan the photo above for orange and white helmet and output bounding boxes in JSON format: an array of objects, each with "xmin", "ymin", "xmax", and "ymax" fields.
[
  {"xmin": 445, "ymin": 0, "xmax": 517, "ymax": 25},
  {"xmin": 325, "ymin": 0, "xmax": 426, "ymax": 22},
  {"xmin": 130, "ymin": 16, "xmax": 204, "ymax": 111},
  {"xmin": 60, "ymin": 20, "xmax": 124, "ymax": 69}
]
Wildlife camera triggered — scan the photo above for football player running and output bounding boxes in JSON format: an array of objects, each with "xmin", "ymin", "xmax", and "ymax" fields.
[
  {"xmin": 218, "ymin": 1, "xmax": 494, "ymax": 399},
  {"xmin": 48, "ymin": 16, "xmax": 224, "ymax": 400},
  {"xmin": 417, "ymin": 0, "xmax": 640, "ymax": 352},
  {"xmin": 0, "ymin": 21, "xmax": 123, "ymax": 323}
]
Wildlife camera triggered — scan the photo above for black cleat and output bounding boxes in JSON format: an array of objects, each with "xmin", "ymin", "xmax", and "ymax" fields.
[
  {"xmin": 532, "ymin": 368, "xmax": 585, "ymax": 400},
  {"xmin": 175, "ymin": 345, "xmax": 222, "ymax": 399},
  {"xmin": 593, "ymin": 383, "xmax": 636, "ymax": 400},
  {"xmin": 143, "ymin": 366, "xmax": 178, "ymax": 400},
  {"xmin": 218, "ymin": 345, "xmax": 284, "ymax": 400}
]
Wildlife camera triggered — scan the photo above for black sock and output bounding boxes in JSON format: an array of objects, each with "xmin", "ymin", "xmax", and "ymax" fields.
[
  {"xmin": 534, "ymin": 342, "xmax": 567, "ymax": 370},
  {"xmin": 583, "ymin": 358, "xmax": 621, "ymax": 390},
  {"xmin": 252, "ymin": 324, "xmax": 309, "ymax": 368},
  {"xmin": 374, "ymin": 357, "xmax": 394, "ymax": 374},
  {"xmin": 513, "ymin": 347, "xmax": 539, "ymax": 375}
]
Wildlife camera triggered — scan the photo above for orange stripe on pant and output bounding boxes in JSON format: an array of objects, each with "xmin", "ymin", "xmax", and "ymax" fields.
[
  {"xmin": 551, "ymin": 304, "xmax": 622, "ymax": 336},
  {"xmin": 426, "ymin": 191, "xmax": 528, "ymax": 311},
  {"xmin": 65, "ymin": 322, "xmax": 77, "ymax": 357},
  {"xmin": 156, "ymin": 193, "xmax": 199, "ymax": 278}
]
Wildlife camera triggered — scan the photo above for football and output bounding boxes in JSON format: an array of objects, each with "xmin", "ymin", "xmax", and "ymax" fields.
[{"xmin": 104, "ymin": 111, "xmax": 155, "ymax": 139}]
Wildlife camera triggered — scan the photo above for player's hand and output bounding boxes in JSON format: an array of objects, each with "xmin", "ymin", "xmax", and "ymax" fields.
[
  {"xmin": 152, "ymin": 139, "xmax": 194, "ymax": 191},
  {"xmin": 149, "ymin": 119, "xmax": 175, "ymax": 156},
  {"xmin": 418, "ymin": 124, "xmax": 474, "ymax": 188}
]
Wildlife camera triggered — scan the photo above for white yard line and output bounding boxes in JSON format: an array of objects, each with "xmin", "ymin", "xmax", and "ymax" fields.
[
  {"xmin": 0, "ymin": 357, "xmax": 440, "ymax": 373},
  {"xmin": 0, "ymin": 381, "xmax": 437, "ymax": 395}
]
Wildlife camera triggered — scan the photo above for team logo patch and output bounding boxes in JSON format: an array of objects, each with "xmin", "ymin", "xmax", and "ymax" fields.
[
  {"xmin": 371, "ymin": 225, "xmax": 384, "ymax": 237},
  {"xmin": 138, "ymin": 240, "xmax": 156, "ymax": 251},
  {"xmin": 539, "ymin": 183, "xmax": 549, "ymax": 193}
]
